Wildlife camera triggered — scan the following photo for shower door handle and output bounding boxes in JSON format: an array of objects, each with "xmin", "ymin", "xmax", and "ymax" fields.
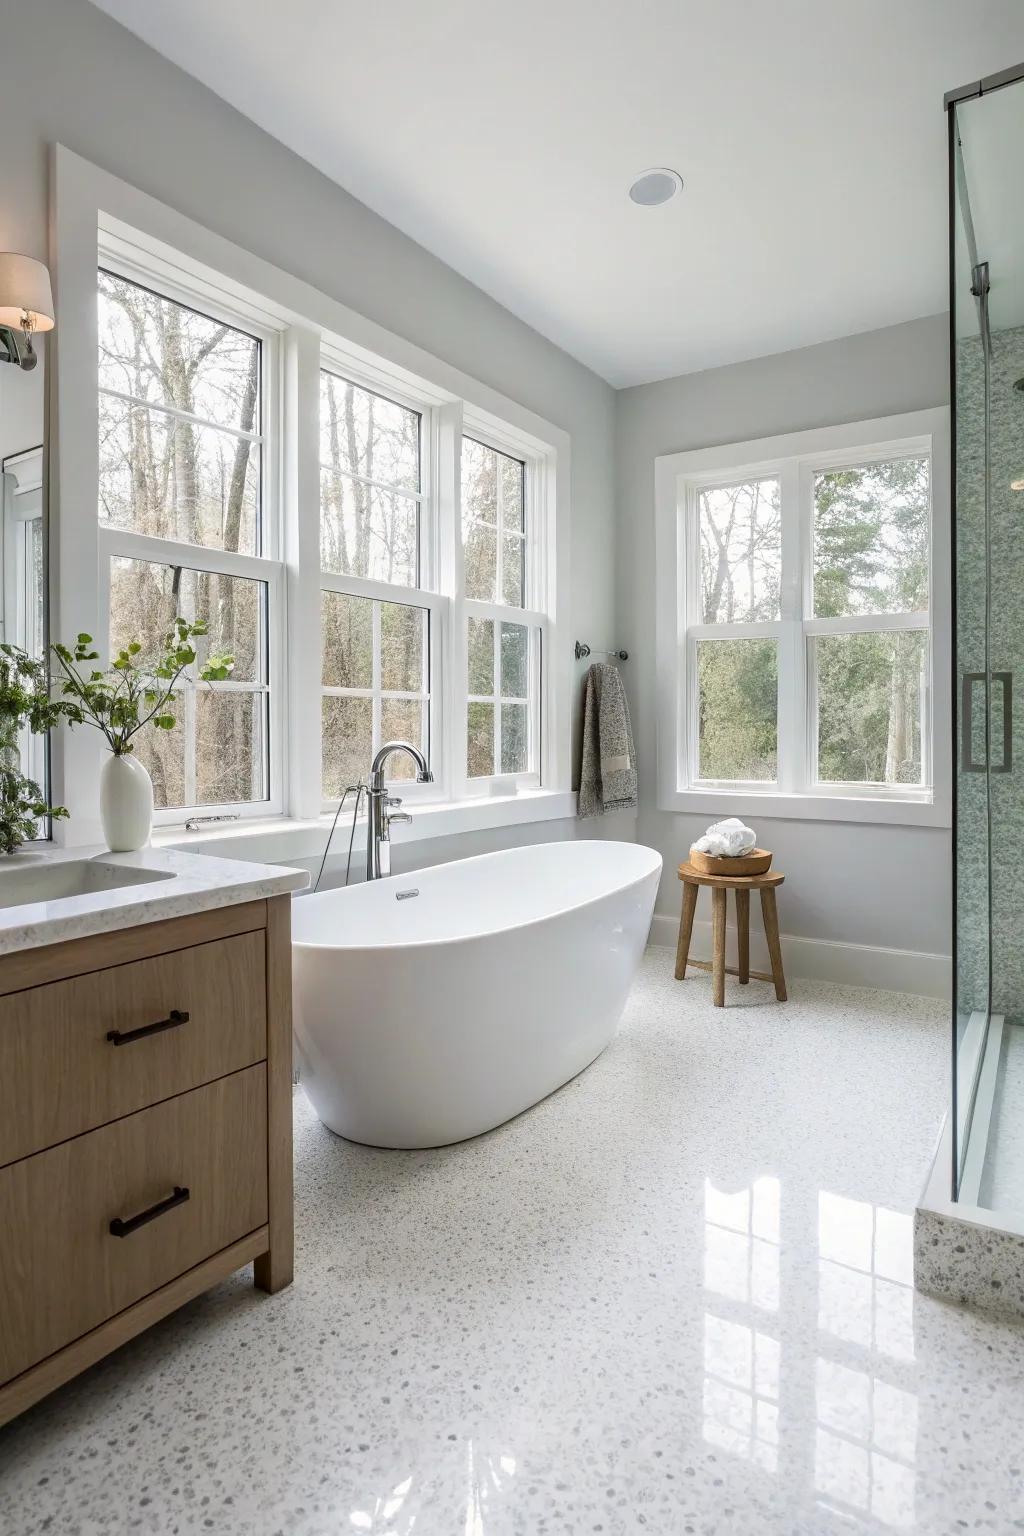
[{"xmin": 961, "ymin": 671, "xmax": 1012, "ymax": 773}]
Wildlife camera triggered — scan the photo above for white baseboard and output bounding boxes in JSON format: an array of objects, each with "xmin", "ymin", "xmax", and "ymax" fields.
[{"xmin": 648, "ymin": 912, "xmax": 951, "ymax": 999}]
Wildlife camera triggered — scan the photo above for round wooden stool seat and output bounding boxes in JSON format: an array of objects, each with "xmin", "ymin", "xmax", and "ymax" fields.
[{"xmin": 674, "ymin": 861, "xmax": 787, "ymax": 1007}]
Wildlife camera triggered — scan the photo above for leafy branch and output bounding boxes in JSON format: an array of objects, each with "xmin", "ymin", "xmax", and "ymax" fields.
[
  {"xmin": 51, "ymin": 618, "xmax": 234, "ymax": 757},
  {"xmin": 0, "ymin": 644, "xmax": 73, "ymax": 856}
]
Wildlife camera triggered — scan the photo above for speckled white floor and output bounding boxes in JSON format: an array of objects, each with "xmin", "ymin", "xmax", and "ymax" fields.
[{"xmin": 2, "ymin": 948, "xmax": 1024, "ymax": 1536}]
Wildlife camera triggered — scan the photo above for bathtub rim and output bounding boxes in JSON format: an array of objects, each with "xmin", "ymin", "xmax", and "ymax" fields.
[{"xmin": 291, "ymin": 839, "xmax": 663, "ymax": 955}]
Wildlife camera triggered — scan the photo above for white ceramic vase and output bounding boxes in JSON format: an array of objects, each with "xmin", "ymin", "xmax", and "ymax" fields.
[{"xmin": 100, "ymin": 752, "xmax": 154, "ymax": 852}]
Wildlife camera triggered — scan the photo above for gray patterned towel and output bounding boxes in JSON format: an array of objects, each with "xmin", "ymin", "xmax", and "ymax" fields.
[{"xmin": 578, "ymin": 663, "xmax": 638, "ymax": 817}]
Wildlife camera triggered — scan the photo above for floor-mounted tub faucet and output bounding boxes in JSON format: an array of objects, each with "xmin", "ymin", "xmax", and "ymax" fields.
[{"xmin": 366, "ymin": 741, "xmax": 433, "ymax": 880}]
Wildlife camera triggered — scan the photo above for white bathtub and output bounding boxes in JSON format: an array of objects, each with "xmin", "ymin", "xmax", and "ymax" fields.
[{"xmin": 291, "ymin": 839, "xmax": 661, "ymax": 1148}]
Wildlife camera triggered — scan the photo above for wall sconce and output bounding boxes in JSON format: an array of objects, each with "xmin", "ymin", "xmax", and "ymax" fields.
[{"xmin": 0, "ymin": 253, "xmax": 55, "ymax": 372}]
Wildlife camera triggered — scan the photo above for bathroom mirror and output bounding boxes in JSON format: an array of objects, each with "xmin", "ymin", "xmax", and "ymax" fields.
[{"xmin": 0, "ymin": 344, "xmax": 48, "ymax": 809}]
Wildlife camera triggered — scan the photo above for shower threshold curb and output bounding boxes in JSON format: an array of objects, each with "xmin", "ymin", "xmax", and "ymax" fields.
[{"xmin": 914, "ymin": 1109, "xmax": 1024, "ymax": 1318}]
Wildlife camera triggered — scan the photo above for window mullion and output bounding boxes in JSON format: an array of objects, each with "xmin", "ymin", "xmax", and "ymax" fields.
[
  {"xmin": 285, "ymin": 326, "xmax": 323, "ymax": 819},
  {"xmin": 777, "ymin": 460, "xmax": 805, "ymax": 794}
]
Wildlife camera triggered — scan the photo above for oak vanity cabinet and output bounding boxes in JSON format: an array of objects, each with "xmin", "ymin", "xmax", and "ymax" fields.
[{"xmin": 0, "ymin": 896, "xmax": 293, "ymax": 1426}]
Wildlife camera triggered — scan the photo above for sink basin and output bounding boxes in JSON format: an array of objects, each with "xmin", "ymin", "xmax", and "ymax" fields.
[{"xmin": 0, "ymin": 859, "xmax": 176, "ymax": 909}]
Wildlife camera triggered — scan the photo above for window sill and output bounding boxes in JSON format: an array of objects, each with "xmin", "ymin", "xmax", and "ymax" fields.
[
  {"xmin": 152, "ymin": 789, "xmax": 580, "ymax": 865},
  {"xmin": 659, "ymin": 786, "xmax": 951, "ymax": 828}
]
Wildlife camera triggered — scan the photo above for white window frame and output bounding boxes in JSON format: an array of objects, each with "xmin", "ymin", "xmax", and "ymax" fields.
[
  {"xmin": 94, "ymin": 249, "xmax": 286, "ymax": 826},
  {"xmin": 655, "ymin": 410, "xmax": 951, "ymax": 828},
  {"xmin": 50, "ymin": 146, "xmax": 572, "ymax": 849}
]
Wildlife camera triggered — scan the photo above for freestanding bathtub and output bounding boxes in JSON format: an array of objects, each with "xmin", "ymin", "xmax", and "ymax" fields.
[{"xmin": 291, "ymin": 839, "xmax": 661, "ymax": 1147}]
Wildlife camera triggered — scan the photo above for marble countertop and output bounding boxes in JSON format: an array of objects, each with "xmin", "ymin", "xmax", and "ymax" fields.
[{"xmin": 0, "ymin": 845, "xmax": 309, "ymax": 955}]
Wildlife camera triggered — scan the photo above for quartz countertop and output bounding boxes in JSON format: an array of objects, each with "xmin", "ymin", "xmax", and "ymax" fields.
[{"xmin": 0, "ymin": 845, "xmax": 309, "ymax": 955}]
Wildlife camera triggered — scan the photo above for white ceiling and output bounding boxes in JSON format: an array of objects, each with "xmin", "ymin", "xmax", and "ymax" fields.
[{"xmin": 90, "ymin": 0, "xmax": 1024, "ymax": 387}]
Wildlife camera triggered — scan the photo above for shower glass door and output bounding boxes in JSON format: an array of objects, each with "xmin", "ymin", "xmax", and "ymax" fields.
[{"xmin": 951, "ymin": 73, "xmax": 1024, "ymax": 1209}]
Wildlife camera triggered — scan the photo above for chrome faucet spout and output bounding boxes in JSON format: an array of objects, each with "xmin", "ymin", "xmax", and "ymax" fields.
[
  {"xmin": 369, "ymin": 740, "xmax": 433, "ymax": 790},
  {"xmin": 365, "ymin": 741, "xmax": 433, "ymax": 880}
]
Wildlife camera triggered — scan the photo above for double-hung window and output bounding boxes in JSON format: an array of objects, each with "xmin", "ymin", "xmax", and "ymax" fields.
[
  {"xmin": 96, "ymin": 265, "xmax": 281, "ymax": 819},
  {"xmin": 461, "ymin": 433, "xmax": 542, "ymax": 785},
  {"xmin": 318, "ymin": 369, "xmax": 439, "ymax": 794},
  {"xmin": 656, "ymin": 411, "xmax": 949, "ymax": 823}
]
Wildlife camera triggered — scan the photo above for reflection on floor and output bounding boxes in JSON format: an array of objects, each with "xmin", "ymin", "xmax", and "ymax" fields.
[
  {"xmin": 980, "ymin": 1018, "xmax": 1024, "ymax": 1213},
  {"xmin": 2, "ymin": 948, "xmax": 1024, "ymax": 1535}
]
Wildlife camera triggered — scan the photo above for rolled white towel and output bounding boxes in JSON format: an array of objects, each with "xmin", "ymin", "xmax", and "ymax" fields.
[{"xmin": 693, "ymin": 816, "xmax": 757, "ymax": 858}]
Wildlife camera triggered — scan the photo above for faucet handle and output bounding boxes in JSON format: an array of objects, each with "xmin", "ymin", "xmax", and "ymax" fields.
[
  {"xmin": 387, "ymin": 810, "xmax": 413, "ymax": 826},
  {"xmin": 385, "ymin": 795, "xmax": 403, "ymax": 809}
]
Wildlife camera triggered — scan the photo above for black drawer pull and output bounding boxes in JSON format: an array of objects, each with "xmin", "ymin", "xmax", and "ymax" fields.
[
  {"xmin": 109, "ymin": 1185, "xmax": 190, "ymax": 1237},
  {"xmin": 106, "ymin": 1009, "xmax": 189, "ymax": 1046}
]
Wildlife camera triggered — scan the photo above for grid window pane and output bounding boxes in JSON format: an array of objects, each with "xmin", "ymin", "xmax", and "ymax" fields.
[
  {"xmin": 816, "ymin": 631, "xmax": 926, "ymax": 786},
  {"xmin": 464, "ymin": 521, "xmax": 497, "ymax": 602},
  {"xmin": 319, "ymin": 469, "xmax": 418, "ymax": 585},
  {"xmin": 381, "ymin": 601, "xmax": 426, "ymax": 693},
  {"xmin": 462, "ymin": 437, "xmax": 526, "ymax": 609},
  {"xmin": 131, "ymin": 701, "xmax": 185, "ymax": 811},
  {"xmin": 697, "ymin": 638, "xmax": 778, "ymax": 782},
  {"xmin": 97, "ymin": 271, "xmax": 261, "ymax": 555},
  {"xmin": 468, "ymin": 702, "xmax": 495, "ymax": 778},
  {"xmin": 501, "ymin": 704, "xmax": 528, "ymax": 773},
  {"xmin": 322, "ymin": 696, "xmax": 373, "ymax": 799},
  {"xmin": 699, "ymin": 478, "xmax": 781, "ymax": 624},
  {"xmin": 500, "ymin": 622, "xmax": 528, "ymax": 698},
  {"xmin": 319, "ymin": 373, "xmax": 420, "ymax": 492},
  {"xmin": 321, "ymin": 591, "xmax": 430, "ymax": 798},
  {"xmin": 468, "ymin": 617, "xmax": 494, "ymax": 694},
  {"xmin": 195, "ymin": 691, "xmax": 265, "ymax": 804},
  {"xmin": 500, "ymin": 456, "xmax": 524, "ymax": 532},
  {"xmin": 381, "ymin": 699, "xmax": 425, "ymax": 777},
  {"xmin": 321, "ymin": 591, "xmax": 373, "ymax": 689},
  {"xmin": 108, "ymin": 558, "xmax": 268, "ymax": 810},
  {"xmin": 502, "ymin": 535, "xmax": 525, "ymax": 607},
  {"xmin": 813, "ymin": 457, "xmax": 929, "ymax": 618}
]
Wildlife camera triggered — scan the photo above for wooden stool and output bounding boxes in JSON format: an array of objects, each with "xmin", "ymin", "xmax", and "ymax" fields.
[{"xmin": 674, "ymin": 862, "xmax": 787, "ymax": 1007}]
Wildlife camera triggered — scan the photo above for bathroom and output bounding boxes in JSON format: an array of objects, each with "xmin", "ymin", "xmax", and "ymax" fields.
[{"xmin": 1, "ymin": 2, "xmax": 1024, "ymax": 1532}]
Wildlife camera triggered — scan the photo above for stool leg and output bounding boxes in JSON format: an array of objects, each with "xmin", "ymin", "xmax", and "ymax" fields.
[
  {"xmin": 711, "ymin": 887, "xmax": 727, "ymax": 1007},
  {"xmin": 760, "ymin": 887, "xmax": 787, "ymax": 1002},
  {"xmin": 675, "ymin": 881, "xmax": 699, "ymax": 980},
  {"xmin": 736, "ymin": 887, "xmax": 750, "ymax": 984}
]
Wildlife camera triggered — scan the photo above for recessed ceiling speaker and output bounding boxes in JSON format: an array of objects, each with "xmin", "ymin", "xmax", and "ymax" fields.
[{"xmin": 628, "ymin": 168, "xmax": 683, "ymax": 206}]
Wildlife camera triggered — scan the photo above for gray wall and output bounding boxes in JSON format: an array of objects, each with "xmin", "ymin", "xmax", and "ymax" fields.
[
  {"xmin": 0, "ymin": 0, "xmax": 622, "ymax": 847},
  {"xmin": 615, "ymin": 315, "xmax": 952, "ymax": 958}
]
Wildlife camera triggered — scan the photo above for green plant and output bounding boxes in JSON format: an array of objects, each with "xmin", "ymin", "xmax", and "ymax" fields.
[
  {"xmin": 0, "ymin": 644, "xmax": 71, "ymax": 856},
  {"xmin": 51, "ymin": 619, "xmax": 234, "ymax": 757}
]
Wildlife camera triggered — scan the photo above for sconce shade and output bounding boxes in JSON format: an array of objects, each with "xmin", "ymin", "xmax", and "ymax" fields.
[{"xmin": 0, "ymin": 253, "xmax": 55, "ymax": 332}]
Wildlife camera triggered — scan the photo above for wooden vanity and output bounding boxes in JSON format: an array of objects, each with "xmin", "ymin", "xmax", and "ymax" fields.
[{"xmin": 0, "ymin": 890, "xmax": 296, "ymax": 1426}]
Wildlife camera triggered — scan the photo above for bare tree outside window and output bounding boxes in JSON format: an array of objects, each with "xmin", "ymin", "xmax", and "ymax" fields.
[{"xmin": 319, "ymin": 373, "xmax": 420, "ymax": 586}]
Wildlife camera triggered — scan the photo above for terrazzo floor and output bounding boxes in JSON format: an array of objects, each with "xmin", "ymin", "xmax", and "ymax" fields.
[{"xmin": 2, "ymin": 948, "xmax": 1024, "ymax": 1535}]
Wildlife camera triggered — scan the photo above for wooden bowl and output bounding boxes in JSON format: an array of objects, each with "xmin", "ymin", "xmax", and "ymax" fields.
[{"xmin": 688, "ymin": 846, "xmax": 773, "ymax": 877}]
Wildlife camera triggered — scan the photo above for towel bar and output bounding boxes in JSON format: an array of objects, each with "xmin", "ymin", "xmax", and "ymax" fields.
[{"xmin": 575, "ymin": 641, "xmax": 628, "ymax": 661}]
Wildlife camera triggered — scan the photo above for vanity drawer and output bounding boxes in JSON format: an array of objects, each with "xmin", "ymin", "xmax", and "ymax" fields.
[
  {"xmin": 0, "ymin": 1065, "xmax": 267, "ymax": 1385},
  {"xmin": 0, "ymin": 930, "xmax": 266, "ymax": 1167}
]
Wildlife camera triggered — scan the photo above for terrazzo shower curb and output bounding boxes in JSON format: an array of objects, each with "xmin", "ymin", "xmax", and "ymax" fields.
[{"xmin": 914, "ymin": 1204, "xmax": 1024, "ymax": 1318}]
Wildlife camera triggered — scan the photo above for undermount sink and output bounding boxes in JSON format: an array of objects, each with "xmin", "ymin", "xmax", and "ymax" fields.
[{"xmin": 0, "ymin": 859, "xmax": 176, "ymax": 909}]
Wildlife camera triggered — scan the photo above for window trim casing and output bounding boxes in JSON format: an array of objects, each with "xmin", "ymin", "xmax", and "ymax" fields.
[
  {"xmin": 50, "ymin": 145, "xmax": 572, "ymax": 847},
  {"xmin": 655, "ymin": 409, "xmax": 952, "ymax": 828}
]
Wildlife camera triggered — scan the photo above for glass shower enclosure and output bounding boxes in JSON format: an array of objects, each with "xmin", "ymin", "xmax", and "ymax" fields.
[{"xmin": 950, "ymin": 64, "xmax": 1024, "ymax": 1213}]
